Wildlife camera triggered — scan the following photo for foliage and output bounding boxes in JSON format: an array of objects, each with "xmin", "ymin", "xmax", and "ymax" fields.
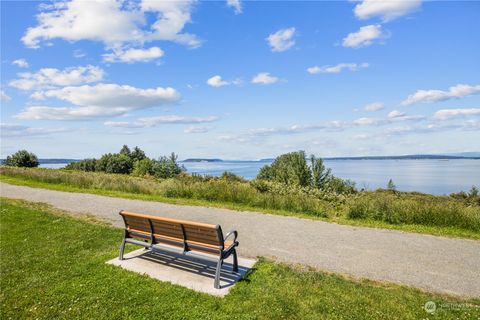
[
  {"xmin": 2, "ymin": 167, "xmax": 479, "ymax": 237},
  {"xmin": 3, "ymin": 150, "xmax": 39, "ymax": 168},
  {"xmin": 346, "ymin": 190, "xmax": 480, "ymax": 231},
  {"xmin": 450, "ymin": 185, "xmax": 480, "ymax": 206},
  {"xmin": 64, "ymin": 145, "xmax": 181, "ymax": 179},
  {"xmin": 2, "ymin": 198, "xmax": 478, "ymax": 320},
  {"xmin": 150, "ymin": 153, "xmax": 185, "ymax": 179},
  {"xmin": 65, "ymin": 159, "xmax": 97, "ymax": 172},
  {"xmin": 257, "ymin": 151, "xmax": 355, "ymax": 194},
  {"xmin": 387, "ymin": 179, "xmax": 396, "ymax": 191}
]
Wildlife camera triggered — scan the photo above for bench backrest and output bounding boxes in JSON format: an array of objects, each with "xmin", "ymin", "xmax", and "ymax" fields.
[{"xmin": 120, "ymin": 211, "xmax": 224, "ymax": 254}]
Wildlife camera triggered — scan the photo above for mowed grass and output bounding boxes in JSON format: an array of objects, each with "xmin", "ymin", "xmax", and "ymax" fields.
[
  {"xmin": 1, "ymin": 167, "xmax": 479, "ymax": 239},
  {"xmin": 1, "ymin": 198, "xmax": 479, "ymax": 319}
]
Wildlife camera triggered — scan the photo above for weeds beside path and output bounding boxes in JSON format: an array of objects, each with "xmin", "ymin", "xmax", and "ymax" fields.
[{"xmin": 1, "ymin": 167, "xmax": 479, "ymax": 240}]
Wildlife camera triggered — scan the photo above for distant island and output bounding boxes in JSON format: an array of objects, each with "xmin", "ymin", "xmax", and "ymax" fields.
[
  {"xmin": 182, "ymin": 158, "xmax": 223, "ymax": 163},
  {"xmin": 257, "ymin": 154, "xmax": 480, "ymax": 162}
]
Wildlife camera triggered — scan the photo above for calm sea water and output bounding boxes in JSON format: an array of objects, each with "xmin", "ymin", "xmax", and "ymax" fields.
[{"xmin": 41, "ymin": 159, "xmax": 480, "ymax": 195}]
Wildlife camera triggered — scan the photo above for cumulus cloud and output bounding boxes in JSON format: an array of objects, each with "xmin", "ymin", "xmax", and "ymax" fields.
[
  {"xmin": 266, "ymin": 27, "xmax": 296, "ymax": 52},
  {"xmin": 105, "ymin": 115, "xmax": 219, "ymax": 128},
  {"xmin": 387, "ymin": 110, "xmax": 405, "ymax": 118},
  {"xmin": 12, "ymin": 59, "xmax": 29, "ymax": 68},
  {"xmin": 342, "ymin": 24, "xmax": 385, "ymax": 48},
  {"xmin": 433, "ymin": 108, "xmax": 480, "ymax": 120},
  {"xmin": 353, "ymin": 117, "xmax": 388, "ymax": 126},
  {"xmin": 207, "ymin": 75, "xmax": 241, "ymax": 87},
  {"xmin": 401, "ymin": 84, "xmax": 480, "ymax": 106},
  {"xmin": 354, "ymin": 0, "xmax": 422, "ymax": 22},
  {"xmin": 251, "ymin": 72, "xmax": 279, "ymax": 85},
  {"xmin": 1, "ymin": 123, "xmax": 67, "ymax": 137},
  {"xmin": 227, "ymin": 0, "xmax": 242, "ymax": 14},
  {"xmin": 103, "ymin": 46, "xmax": 164, "ymax": 63},
  {"xmin": 1, "ymin": 90, "xmax": 11, "ymax": 102},
  {"xmin": 364, "ymin": 102, "xmax": 384, "ymax": 112},
  {"xmin": 9, "ymin": 65, "xmax": 104, "ymax": 90},
  {"xmin": 22, "ymin": 0, "xmax": 200, "ymax": 50},
  {"xmin": 307, "ymin": 63, "xmax": 369, "ymax": 74},
  {"xmin": 17, "ymin": 83, "xmax": 180, "ymax": 120}
]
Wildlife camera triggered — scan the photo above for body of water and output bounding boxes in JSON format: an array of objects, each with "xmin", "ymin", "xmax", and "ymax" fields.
[{"xmin": 40, "ymin": 159, "xmax": 480, "ymax": 195}]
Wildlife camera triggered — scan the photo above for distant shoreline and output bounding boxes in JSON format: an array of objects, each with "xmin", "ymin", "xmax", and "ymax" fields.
[{"xmin": 1, "ymin": 154, "xmax": 479, "ymax": 165}]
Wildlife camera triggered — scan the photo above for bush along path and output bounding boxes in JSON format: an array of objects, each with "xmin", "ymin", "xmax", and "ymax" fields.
[{"xmin": 1, "ymin": 182, "xmax": 479, "ymax": 298}]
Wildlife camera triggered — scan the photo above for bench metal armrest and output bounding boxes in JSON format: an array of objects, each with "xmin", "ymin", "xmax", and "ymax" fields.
[
  {"xmin": 224, "ymin": 230, "xmax": 238, "ymax": 252},
  {"xmin": 224, "ymin": 230, "xmax": 238, "ymax": 243}
]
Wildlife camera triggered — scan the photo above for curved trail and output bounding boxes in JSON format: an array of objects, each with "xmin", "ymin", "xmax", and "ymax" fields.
[{"xmin": 1, "ymin": 182, "xmax": 479, "ymax": 298}]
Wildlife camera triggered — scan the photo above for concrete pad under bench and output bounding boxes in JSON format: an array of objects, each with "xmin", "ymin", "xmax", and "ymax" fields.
[{"xmin": 107, "ymin": 248, "xmax": 257, "ymax": 297}]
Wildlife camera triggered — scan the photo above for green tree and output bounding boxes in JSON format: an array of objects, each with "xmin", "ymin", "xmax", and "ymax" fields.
[
  {"xmin": 119, "ymin": 145, "xmax": 131, "ymax": 157},
  {"xmin": 130, "ymin": 146, "xmax": 146, "ymax": 163},
  {"xmin": 4, "ymin": 150, "xmax": 39, "ymax": 168},
  {"xmin": 310, "ymin": 155, "xmax": 332, "ymax": 188},
  {"xmin": 258, "ymin": 151, "xmax": 311, "ymax": 187},
  {"xmin": 387, "ymin": 179, "xmax": 396, "ymax": 191},
  {"xmin": 96, "ymin": 153, "xmax": 133, "ymax": 174},
  {"xmin": 131, "ymin": 158, "xmax": 154, "ymax": 176},
  {"xmin": 64, "ymin": 159, "xmax": 96, "ymax": 171},
  {"xmin": 151, "ymin": 152, "xmax": 185, "ymax": 179}
]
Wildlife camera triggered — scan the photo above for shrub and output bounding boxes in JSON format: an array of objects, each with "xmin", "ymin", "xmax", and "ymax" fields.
[
  {"xmin": 4, "ymin": 150, "xmax": 39, "ymax": 168},
  {"xmin": 150, "ymin": 153, "xmax": 185, "ymax": 179},
  {"xmin": 96, "ymin": 153, "xmax": 133, "ymax": 174},
  {"xmin": 257, "ymin": 151, "xmax": 355, "ymax": 194},
  {"xmin": 64, "ymin": 159, "xmax": 97, "ymax": 171},
  {"xmin": 131, "ymin": 158, "xmax": 154, "ymax": 177}
]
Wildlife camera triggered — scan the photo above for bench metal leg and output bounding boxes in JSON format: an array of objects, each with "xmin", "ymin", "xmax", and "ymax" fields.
[
  {"xmin": 214, "ymin": 258, "xmax": 223, "ymax": 289},
  {"xmin": 232, "ymin": 249, "xmax": 238, "ymax": 273},
  {"xmin": 119, "ymin": 237, "xmax": 127, "ymax": 260}
]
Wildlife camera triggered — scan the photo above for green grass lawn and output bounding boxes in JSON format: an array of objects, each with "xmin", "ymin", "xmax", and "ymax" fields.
[
  {"xmin": 1, "ymin": 198, "xmax": 479, "ymax": 319},
  {"xmin": 1, "ymin": 172, "xmax": 479, "ymax": 240}
]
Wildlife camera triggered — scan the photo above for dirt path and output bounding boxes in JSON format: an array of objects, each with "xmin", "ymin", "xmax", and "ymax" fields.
[{"xmin": 2, "ymin": 182, "xmax": 479, "ymax": 298}]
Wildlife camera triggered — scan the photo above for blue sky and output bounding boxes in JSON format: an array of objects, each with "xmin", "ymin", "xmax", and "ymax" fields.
[{"xmin": 1, "ymin": 0, "xmax": 479, "ymax": 159}]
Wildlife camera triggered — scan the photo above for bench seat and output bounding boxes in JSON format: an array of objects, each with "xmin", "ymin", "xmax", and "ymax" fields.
[{"xmin": 118, "ymin": 210, "xmax": 239, "ymax": 289}]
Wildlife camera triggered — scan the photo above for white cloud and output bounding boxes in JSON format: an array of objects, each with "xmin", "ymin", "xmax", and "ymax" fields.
[
  {"xmin": 354, "ymin": 0, "xmax": 422, "ymax": 22},
  {"xmin": 206, "ymin": 75, "xmax": 241, "ymax": 87},
  {"xmin": 227, "ymin": 0, "xmax": 242, "ymax": 14},
  {"xmin": 0, "ymin": 123, "xmax": 67, "ymax": 137},
  {"xmin": 364, "ymin": 102, "xmax": 384, "ymax": 112},
  {"xmin": 353, "ymin": 117, "xmax": 387, "ymax": 126},
  {"xmin": 9, "ymin": 65, "xmax": 104, "ymax": 90},
  {"xmin": 17, "ymin": 83, "xmax": 180, "ymax": 120},
  {"xmin": 342, "ymin": 24, "xmax": 384, "ymax": 48},
  {"xmin": 266, "ymin": 27, "xmax": 296, "ymax": 52},
  {"xmin": 103, "ymin": 46, "xmax": 164, "ymax": 63},
  {"xmin": 307, "ymin": 62, "xmax": 369, "ymax": 74},
  {"xmin": 105, "ymin": 115, "xmax": 219, "ymax": 128},
  {"xmin": 184, "ymin": 126, "xmax": 210, "ymax": 133},
  {"xmin": 73, "ymin": 49, "xmax": 86, "ymax": 58},
  {"xmin": 251, "ymin": 72, "xmax": 279, "ymax": 85},
  {"xmin": 1, "ymin": 90, "xmax": 11, "ymax": 102},
  {"xmin": 22, "ymin": 0, "xmax": 200, "ymax": 50},
  {"xmin": 12, "ymin": 59, "xmax": 29, "ymax": 68},
  {"xmin": 401, "ymin": 84, "xmax": 480, "ymax": 106},
  {"xmin": 433, "ymin": 108, "xmax": 480, "ymax": 120},
  {"xmin": 388, "ymin": 110, "xmax": 405, "ymax": 118}
]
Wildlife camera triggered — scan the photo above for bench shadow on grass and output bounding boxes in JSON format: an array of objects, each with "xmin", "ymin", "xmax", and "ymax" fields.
[{"xmin": 123, "ymin": 249, "xmax": 251, "ymax": 289}]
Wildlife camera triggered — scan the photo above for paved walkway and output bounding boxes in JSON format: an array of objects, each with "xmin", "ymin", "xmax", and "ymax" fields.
[{"xmin": 1, "ymin": 182, "xmax": 479, "ymax": 298}]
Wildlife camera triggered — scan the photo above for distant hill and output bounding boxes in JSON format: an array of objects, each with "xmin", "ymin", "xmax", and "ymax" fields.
[
  {"xmin": 323, "ymin": 155, "xmax": 480, "ymax": 160},
  {"xmin": 182, "ymin": 158, "xmax": 223, "ymax": 162},
  {"xmin": 442, "ymin": 152, "xmax": 480, "ymax": 158}
]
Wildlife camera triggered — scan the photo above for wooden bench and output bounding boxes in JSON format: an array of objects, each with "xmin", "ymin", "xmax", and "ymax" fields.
[{"xmin": 118, "ymin": 210, "xmax": 239, "ymax": 289}]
